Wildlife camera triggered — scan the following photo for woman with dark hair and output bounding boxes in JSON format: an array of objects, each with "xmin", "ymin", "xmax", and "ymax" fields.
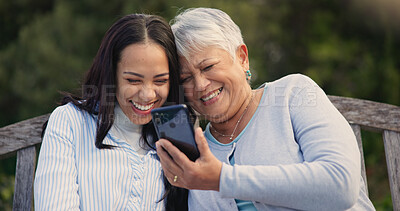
[{"xmin": 34, "ymin": 14, "xmax": 187, "ymax": 210}]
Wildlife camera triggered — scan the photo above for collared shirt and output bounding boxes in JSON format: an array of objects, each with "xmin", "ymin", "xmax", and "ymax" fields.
[{"xmin": 34, "ymin": 103, "xmax": 165, "ymax": 210}]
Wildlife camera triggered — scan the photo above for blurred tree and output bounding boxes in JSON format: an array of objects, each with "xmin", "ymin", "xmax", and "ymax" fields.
[
  {"xmin": 0, "ymin": 0, "xmax": 399, "ymax": 210},
  {"xmin": 0, "ymin": 0, "xmax": 55, "ymax": 49}
]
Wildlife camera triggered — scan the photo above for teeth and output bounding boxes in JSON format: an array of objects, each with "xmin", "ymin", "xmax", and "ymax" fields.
[
  {"xmin": 202, "ymin": 88, "xmax": 222, "ymax": 102},
  {"xmin": 131, "ymin": 101, "xmax": 154, "ymax": 111}
]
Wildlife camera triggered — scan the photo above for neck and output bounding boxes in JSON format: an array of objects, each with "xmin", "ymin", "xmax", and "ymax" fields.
[
  {"xmin": 114, "ymin": 104, "xmax": 141, "ymax": 133},
  {"xmin": 112, "ymin": 104, "xmax": 149, "ymax": 155},
  {"xmin": 210, "ymin": 89, "xmax": 258, "ymax": 144}
]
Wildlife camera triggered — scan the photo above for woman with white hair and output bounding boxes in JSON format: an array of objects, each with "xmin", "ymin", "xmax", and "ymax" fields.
[{"xmin": 156, "ymin": 7, "xmax": 375, "ymax": 210}]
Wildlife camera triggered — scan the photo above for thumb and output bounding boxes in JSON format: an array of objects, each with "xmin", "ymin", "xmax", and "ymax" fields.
[{"xmin": 194, "ymin": 127, "xmax": 211, "ymax": 157}]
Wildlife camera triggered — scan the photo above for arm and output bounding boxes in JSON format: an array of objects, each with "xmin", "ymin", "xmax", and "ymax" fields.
[
  {"xmin": 219, "ymin": 76, "xmax": 361, "ymax": 210},
  {"xmin": 34, "ymin": 105, "xmax": 80, "ymax": 210},
  {"xmin": 157, "ymin": 75, "xmax": 361, "ymax": 210}
]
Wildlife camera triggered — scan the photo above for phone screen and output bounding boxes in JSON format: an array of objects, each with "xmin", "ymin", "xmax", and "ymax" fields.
[{"xmin": 151, "ymin": 104, "xmax": 200, "ymax": 161}]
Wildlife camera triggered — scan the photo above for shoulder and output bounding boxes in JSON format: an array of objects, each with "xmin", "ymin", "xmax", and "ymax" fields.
[
  {"xmin": 51, "ymin": 102, "xmax": 82, "ymax": 116},
  {"xmin": 259, "ymin": 74, "xmax": 326, "ymax": 108},
  {"xmin": 48, "ymin": 103, "xmax": 89, "ymax": 124},
  {"xmin": 45, "ymin": 103, "xmax": 95, "ymax": 141},
  {"xmin": 262, "ymin": 74, "xmax": 321, "ymax": 97},
  {"xmin": 268, "ymin": 73, "xmax": 318, "ymax": 89}
]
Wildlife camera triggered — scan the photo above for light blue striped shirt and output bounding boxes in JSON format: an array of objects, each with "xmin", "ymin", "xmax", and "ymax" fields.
[{"xmin": 34, "ymin": 103, "xmax": 165, "ymax": 210}]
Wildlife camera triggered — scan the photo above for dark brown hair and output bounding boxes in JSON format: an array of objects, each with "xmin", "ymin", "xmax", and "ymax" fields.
[
  {"xmin": 44, "ymin": 14, "xmax": 188, "ymax": 210},
  {"xmin": 65, "ymin": 14, "xmax": 181, "ymax": 149}
]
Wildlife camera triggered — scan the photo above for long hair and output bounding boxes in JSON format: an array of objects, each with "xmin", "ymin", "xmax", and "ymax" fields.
[
  {"xmin": 64, "ymin": 14, "xmax": 180, "ymax": 149},
  {"xmin": 44, "ymin": 14, "xmax": 188, "ymax": 210}
]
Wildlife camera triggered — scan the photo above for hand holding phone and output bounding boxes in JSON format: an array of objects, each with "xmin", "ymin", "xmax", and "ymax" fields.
[{"xmin": 151, "ymin": 104, "xmax": 200, "ymax": 161}]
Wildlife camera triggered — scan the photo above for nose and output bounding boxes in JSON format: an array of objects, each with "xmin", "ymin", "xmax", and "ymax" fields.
[
  {"xmin": 194, "ymin": 74, "xmax": 210, "ymax": 91},
  {"xmin": 139, "ymin": 84, "xmax": 157, "ymax": 102}
]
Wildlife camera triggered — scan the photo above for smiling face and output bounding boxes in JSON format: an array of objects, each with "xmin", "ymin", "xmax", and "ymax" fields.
[
  {"xmin": 116, "ymin": 42, "xmax": 170, "ymax": 125},
  {"xmin": 180, "ymin": 45, "xmax": 250, "ymax": 123}
]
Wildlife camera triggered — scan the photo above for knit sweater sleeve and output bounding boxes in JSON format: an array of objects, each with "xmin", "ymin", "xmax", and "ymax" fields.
[{"xmin": 219, "ymin": 74, "xmax": 361, "ymax": 210}]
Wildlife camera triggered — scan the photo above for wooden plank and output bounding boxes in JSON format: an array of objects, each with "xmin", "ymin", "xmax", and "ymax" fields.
[
  {"xmin": 328, "ymin": 95, "xmax": 400, "ymax": 133},
  {"xmin": 383, "ymin": 130, "xmax": 400, "ymax": 211},
  {"xmin": 350, "ymin": 124, "xmax": 368, "ymax": 196},
  {"xmin": 0, "ymin": 97, "xmax": 399, "ymax": 211},
  {"xmin": 0, "ymin": 114, "xmax": 49, "ymax": 158},
  {"xmin": 12, "ymin": 146, "xmax": 37, "ymax": 211}
]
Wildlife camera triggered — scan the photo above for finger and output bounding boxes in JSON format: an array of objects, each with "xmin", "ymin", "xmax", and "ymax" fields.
[
  {"xmin": 160, "ymin": 165, "xmax": 174, "ymax": 182},
  {"xmin": 156, "ymin": 143, "xmax": 187, "ymax": 187},
  {"xmin": 156, "ymin": 140, "xmax": 172, "ymax": 162},
  {"xmin": 163, "ymin": 170, "xmax": 182, "ymax": 188},
  {"xmin": 156, "ymin": 140, "xmax": 183, "ymax": 173},
  {"xmin": 157, "ymin": 138, "xmax": 193, "ymax": 168},
  {"xmin": 156, "ymin": 141, "xmax": 185, "ymax": 186},
  {"xmin": 194, "ymin": 127, "xmax": 212, "ymax": 157}
]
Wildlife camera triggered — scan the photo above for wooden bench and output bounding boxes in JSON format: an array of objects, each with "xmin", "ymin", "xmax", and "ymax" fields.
[{"xmin": 0, "ymin": 96, "xmax": 399, "ymax": 210}]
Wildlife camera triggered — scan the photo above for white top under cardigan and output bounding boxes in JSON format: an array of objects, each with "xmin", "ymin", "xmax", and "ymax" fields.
[
  {"xmin": 188, "ymin": 74, "xmax": 375, "ymax": 211},
  {"xmin": 34, "ymin": 103, "xmax": 165, "ymax": 210}
]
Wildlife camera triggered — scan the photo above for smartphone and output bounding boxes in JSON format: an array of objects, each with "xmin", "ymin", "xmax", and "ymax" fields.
[{"xmin": 151, "ymin": 104, "xmax": 200, "ymax": 161}]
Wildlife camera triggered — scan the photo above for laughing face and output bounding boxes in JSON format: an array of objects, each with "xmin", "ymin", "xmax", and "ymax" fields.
[
  {"xmin": 116, "ymin": 42, "xmax": 170, "ymax": 125},
  {"xmin": 180, "ymin": 45, "xmax": 250, "ymax": 123}
]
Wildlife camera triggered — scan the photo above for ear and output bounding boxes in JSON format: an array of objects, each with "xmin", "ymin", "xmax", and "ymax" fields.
[{"xmin": 236, "ymin": 44, "xmax": 249, "ymax": 70}]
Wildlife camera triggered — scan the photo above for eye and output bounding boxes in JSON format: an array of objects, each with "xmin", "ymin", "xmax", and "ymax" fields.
[
  {"xmin": 127, "ymin": 79, "xmax": 141, "ymax": 84},
  {"xmin": 202, "ymin": 64, "xmax": 214, "ymax": 71},
  {"xmin": 154, "ymin": 79, "xmax": 169, "ymax": 85},
  {"xmin": 180, "ymin": 75, "xmax": 193, "ymax": 84}
]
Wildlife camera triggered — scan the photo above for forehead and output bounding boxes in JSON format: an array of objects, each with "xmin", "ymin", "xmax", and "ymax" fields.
[
  {"xmin": 180, "ymin": 46, "xmax": 231, "ymax": 70},
  {"xmin": 117, "ymin": 43, "xmax": 169, "ymax": 75},
  {"xmin": 120, "ymin": 42, "xmax": 164, "ymax": 59}
]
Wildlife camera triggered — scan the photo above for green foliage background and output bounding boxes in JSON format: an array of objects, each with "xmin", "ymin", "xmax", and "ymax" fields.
[{"xmin": 1, "ymin": 0, "xmax": 399, "ymax": 210}]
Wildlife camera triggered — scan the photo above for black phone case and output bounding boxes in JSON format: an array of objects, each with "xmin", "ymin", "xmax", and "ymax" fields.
[{"xmin": 151, "ymin": 104, "xmax": 200, "ymax": 161}]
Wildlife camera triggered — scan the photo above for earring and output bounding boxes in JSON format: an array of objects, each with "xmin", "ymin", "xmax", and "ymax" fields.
[{"xmin": 245, "ymin": 70, "xmax": 252, "ymax": 81}]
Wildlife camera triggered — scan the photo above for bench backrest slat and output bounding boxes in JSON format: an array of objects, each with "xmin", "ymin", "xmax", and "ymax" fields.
[
  {"xmin": 328, "ymin": 96, "xmax": 400, "ymax": 132},
  {"xmin": 13, "ymin": 146, "xmax": 36, "ymax": 211},
  {"xmin": 1, "ymin": 96, "xmax": 399, "ymax": 210},
  {"xmin": 383, "ymin": 130, "xmax": 400, "ymax": 210},
  {"xmin": 0, "ymin": 114, "xmax": 49, "ymax": 158},
  {"xmin": 350, "ymin": 124, "xmax": 368, "ymax": 196}
]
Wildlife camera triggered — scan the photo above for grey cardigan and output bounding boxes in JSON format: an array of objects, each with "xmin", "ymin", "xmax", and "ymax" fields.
[{"xmin": 188, "ymin": 74, "xmax": 375, "ymax": 211}]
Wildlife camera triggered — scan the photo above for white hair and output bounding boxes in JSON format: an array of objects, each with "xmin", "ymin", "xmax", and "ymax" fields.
[{"xmin": 170, "ymin": 8, "xmax": 244, "ymax": 61}]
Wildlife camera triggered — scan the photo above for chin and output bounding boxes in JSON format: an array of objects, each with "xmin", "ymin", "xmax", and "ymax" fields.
[
  {"xmin": 207, "ymin": 115, "xmax": 228, "ymax": 123},
  {"xmin": 201, "ymin": 106, "xmax": 230, "ymax": 122},
  {"xmin": 131, "ymin": 116, "xmax": 152, "ymax": 126}
]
